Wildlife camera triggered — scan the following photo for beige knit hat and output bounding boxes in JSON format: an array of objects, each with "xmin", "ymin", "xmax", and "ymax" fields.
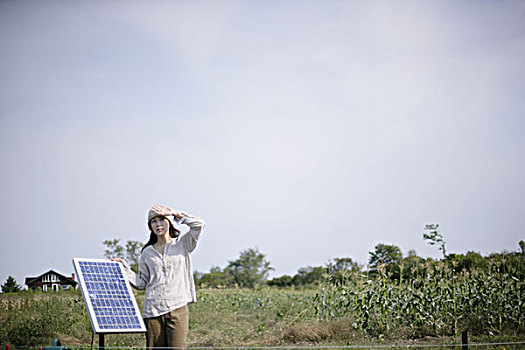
[{"xmin": 147, "ymin": 204, "xmax": 177, "ymax": 230}]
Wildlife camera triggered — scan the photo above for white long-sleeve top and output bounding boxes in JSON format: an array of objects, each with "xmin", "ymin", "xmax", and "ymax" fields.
[{"xmin": 121, "ymin": 214, "xmax": 205, "ymax": 318}]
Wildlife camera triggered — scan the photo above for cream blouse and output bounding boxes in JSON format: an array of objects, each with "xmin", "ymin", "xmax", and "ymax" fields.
[{"xmin": 121, "ymin": 213, "xmax": 205, "ymax": 318}]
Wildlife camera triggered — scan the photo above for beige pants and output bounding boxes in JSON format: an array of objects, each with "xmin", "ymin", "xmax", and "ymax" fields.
[{"xmin": 145, "ymin": 305, "xmax": 189, "ymax": 349}]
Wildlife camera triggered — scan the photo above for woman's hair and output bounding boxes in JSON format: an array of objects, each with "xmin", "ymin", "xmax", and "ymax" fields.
[{"xmin": 142, "ymin": 216, "xmax": 181, "ymax": 252}]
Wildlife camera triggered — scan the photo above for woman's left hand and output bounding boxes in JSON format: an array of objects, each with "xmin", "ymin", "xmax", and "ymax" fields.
[
  {"xmin": 173, "ymin": 211, "xmax": 190, "ymax": 222},
  {"xmin": 151, "ymin": 203, "xmax": 189, "ymax": 222}
]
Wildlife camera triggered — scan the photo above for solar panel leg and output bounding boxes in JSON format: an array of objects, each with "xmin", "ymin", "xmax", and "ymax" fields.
[
  {"xmin": 462, "ymin": 330, "xmax": 468, "ymax": 350},
  {"xmin": 99, "ymin": 333, "xmax": 105, "ymax": 350}
]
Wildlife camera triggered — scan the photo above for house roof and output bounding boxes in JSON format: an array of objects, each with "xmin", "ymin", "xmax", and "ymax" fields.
[{"xmin": 25, "ymin": 269, "xmax": 77, "ymax": 286}]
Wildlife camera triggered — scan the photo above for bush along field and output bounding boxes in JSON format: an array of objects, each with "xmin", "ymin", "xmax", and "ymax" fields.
[{"xmin": 1, "ymin": 241, "xmax": 524, "ymax": 348}]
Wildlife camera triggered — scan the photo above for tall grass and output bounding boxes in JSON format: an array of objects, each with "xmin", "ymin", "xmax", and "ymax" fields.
[
  {"xmin": 0, "ymin": 289, "xmax": 146, "ymax": 347},
  {"xmin": 0, "ymin": 290, "xmax": 91, "ymax": 346}
]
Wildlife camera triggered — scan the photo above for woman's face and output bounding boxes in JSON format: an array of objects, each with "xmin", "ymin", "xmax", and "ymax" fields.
[{"xmin": 150, "ymin": 216, "xmax": 170, "ymax": 236}]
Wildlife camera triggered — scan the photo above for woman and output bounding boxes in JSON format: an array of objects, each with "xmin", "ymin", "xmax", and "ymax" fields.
[{"xmin": 116, "ymin": 204, "xmax": 205, "ymax": 349}]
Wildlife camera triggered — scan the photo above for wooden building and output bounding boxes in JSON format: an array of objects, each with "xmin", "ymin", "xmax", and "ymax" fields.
[{"xmin": 25, "ymin": 270, "xmax": 77, "ymax": 291}]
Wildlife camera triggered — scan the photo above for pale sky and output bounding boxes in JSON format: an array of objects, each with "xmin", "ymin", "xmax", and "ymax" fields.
[{"xmin": 1, "ymin": 1, "xmax": 524, "ymax": 288}]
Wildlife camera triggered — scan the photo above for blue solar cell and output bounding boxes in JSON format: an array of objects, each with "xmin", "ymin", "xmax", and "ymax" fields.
[{"xmin": 73, "ymin": 258, "xmax": 146, "ymax": 334}]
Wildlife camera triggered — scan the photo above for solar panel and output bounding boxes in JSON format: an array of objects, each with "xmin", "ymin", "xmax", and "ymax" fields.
[{"xmin": 72, "ymin": 258, "xmax": 147, "ymax": 333}]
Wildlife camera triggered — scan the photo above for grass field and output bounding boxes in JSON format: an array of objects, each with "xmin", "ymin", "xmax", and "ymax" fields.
[{"xmin": 1, "ymin": 281, "xmax": 524, "ymax": 349}]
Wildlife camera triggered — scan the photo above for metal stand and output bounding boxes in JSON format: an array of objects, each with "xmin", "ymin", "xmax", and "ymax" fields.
[
  {"xmin": 99, "ymin": 333, "xmax": 105, "ymax": 350},
  {"xmin": 462, "ymin": 330, "xmax": 468, "ymax": 350}
]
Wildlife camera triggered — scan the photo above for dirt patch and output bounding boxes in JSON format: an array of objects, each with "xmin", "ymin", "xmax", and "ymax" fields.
[
  {"xmin": 282, "ymin": 323, "xmax": 332, "ymax": 343},
  {"xmin": 282, "ymin": 320, "xmax": 358, "ymax": 344}
]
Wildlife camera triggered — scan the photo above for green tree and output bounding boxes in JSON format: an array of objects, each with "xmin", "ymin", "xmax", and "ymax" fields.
[
  {"xmin": 400, "ymin": 250, "xmax": 426, "ymax": 281},
  {"xmin": 103, "ymin": 239, "xmax": 142, "ymax": 273},
  {"xmin": 125, "ymin": 240, "xmax": 142, "ymax": 272},
  {"xmin": 196, "ymin": 266, "xmax": 234, "ymax": 288},
  {"xmin": 326, "ymin": 257, "xmax": 361, "ymax": 285},
  {"xmin": 227, "ymin": 247, "xmax": 273, "ymax": 288},
  {"xmin": 267, "ymin": 275, "xmax": 293, "ymax": 287},
  {"xmin": 2, "ymin": 276, "xmax": 22, "ymax": 293},
  {"xmin": 423, "ymin": 224, "xmax": 447, "ymax": 258},
  {"xmin": 368, "ymin": 243, "xmax": 403, "ymax": 277},
  {"xmin": 103, "ymin": 239, "xmax": 124, "ymax": 259},
  {"xmin": 446, "ymin": 251, "xmax": 488, "ymax": 272},
  {"xmin": 292, "ymin": 266, "xmax": 326, "ymax": 286},
  {"xmin": 369, "ymin": 243, "xmax": 403, "ymax": 268},
  {"xmin": 326, "ymin": 257, "xmax": 360, "ymax": 274}
]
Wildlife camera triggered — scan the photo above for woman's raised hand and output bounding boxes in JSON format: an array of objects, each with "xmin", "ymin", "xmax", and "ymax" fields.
[
  {"xmin": 152, "ymin": 204, "xmax": 188, "ymax": 221},
  {"xmin": 151, "ymin": 204, "xmax": 175, "ymax": 215}
]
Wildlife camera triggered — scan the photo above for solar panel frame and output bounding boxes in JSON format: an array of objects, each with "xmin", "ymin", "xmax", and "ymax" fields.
[{"xmin": 73, "ymin": 258, "xmax": 147, "ymax": 334}]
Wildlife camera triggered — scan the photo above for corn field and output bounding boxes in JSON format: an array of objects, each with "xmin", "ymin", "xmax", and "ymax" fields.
[{"xmin": 314, "ymin": 258, "xmax": 524, "ymax": 338}]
